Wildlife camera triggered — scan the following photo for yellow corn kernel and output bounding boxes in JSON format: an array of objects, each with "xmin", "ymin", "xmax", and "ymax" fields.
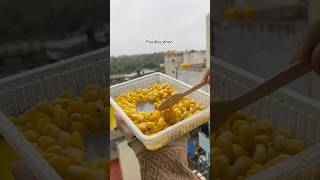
[
  {"xmin": 133, "ymin": 120, "xmax": 139, "ymax": 124},
  {"xmin": 182, "ymin": 107, "xmax": 187, "ymax": 112},
  {"xmin": 139, "ymin": 111, "xmax": 146, "ymax": 116},
  {"xmin": 154, "ymin": 111, "xmax": 161, "ymax": 117},
  {"xmin": 148, "ymin": 115, "xmax": 156, "ymax": 122},
  {"xmin": 182, "ymin": 111, "xmax": 189, "ymax": 118},
  {"xmin": 157, "ymin": 117, "xmax": 165, "ymax": 127},
  {"xmin": 144, "ymin": 113, "xmax": 150, "ymax": 121},
  {"xmin": 146, "ymin": 122, "xmax": 155, "ymax": 129},
  {"xmin": 162, "ymin": 93, "xmax": 168, "ymax": 98},
  {"xmin": 131, "ymin": 113, "xmax": 138, "ymax": 118},
  {"xmin": 167, "ymin": 118, "xmax": 179, "ymax": 124},
  {"xmin": 175, "ymin": 110, "xmax": 182, "ymax": 118},
  {"xmin": 123, "ymin": 110, "xmax": 130, "ymax": 114},
  {"xmin": 185, "ymin": 101, "xmax": 191, "ymax": 107},
  {"xmin": 137, "ymin": 122, "xmax": 147, "ymax": 132},
  {"xmin": 152, "ymin": 126, "xmax": 161, "ymax": 134},
  {"xmin": 137, "ymin": 115, "xmax": 144, "ymax": 122},
  {"xmin": 189, "ymin": 103, "xmax": 195, "ymax": 108},
  {"xmin": 148, "ymin": 96, "xmax": 154, "ymax": 101}
]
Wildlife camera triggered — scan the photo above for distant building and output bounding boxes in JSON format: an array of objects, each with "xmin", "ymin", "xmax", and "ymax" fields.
[
  {"xmin": 164, "ymin": 14, "xmax": 209, "ymax": 90},
  {"xmin": 183, "ymin": 50, "xmax": 206, "ymax": 65},
  {"xmin": 164, "ymin": 50, "xmax": 207, "ymax": 78},
  {"xmin": 164, "ymin": 51, "xmax": 183, "ymax": 77},
  {"xmin": 159, "ymin": 63, "xmax": 165, "ymax": 68}
]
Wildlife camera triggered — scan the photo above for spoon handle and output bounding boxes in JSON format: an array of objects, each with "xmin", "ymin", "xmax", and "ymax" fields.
[
  {"xmin": 183, "ymin": 80, "xmax": 207, "ymax": 96},
  {"xmin": 231, "ymin": 57, "xmax": 312, "ymax": 112}
]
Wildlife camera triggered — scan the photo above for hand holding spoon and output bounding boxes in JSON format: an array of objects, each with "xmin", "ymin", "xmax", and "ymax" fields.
[{"xmin": 212, "ymin": 56, "xmax": 312, "ymax": 132}]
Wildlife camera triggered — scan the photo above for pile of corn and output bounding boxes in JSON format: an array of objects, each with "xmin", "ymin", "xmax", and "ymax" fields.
[
  {"xmin": 9, "ymin": 84, "xmax": 107, "ymax": 180},
  {"xmin": 115, "ymin": 83, "xmax": 205, "ymax": 135},
  {"xmin": 212, "ymin": 112, "xmax": 308, "ymax": 180}
]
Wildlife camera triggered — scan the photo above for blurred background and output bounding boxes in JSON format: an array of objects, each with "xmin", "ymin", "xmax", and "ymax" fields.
[
  {"xmin": 212, "ymin": 0, "xmax": 320, "ymax": 101},
  {"xmin": 0, "ymin": 0, "xmax": 108, "ymax": 79},
  {"xmin": 0, "ymin": 1, "xmax": 107, "ymax": 179}
]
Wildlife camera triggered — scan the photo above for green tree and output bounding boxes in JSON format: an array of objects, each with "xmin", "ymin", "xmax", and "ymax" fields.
[{"xmin": 110, "ymin": 52, "xmax": 164, "ymax": 75}]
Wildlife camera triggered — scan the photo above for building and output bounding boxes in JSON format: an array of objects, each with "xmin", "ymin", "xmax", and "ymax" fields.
[
  {"xmin": 183, "ymin": 50, "xmax": 206, "ymax": 64},
  {"xmin": 163, "ymin": 13, "xmax": 209, "ymax": 89},
  {"xmin": 164, "ymin": 51, "xmax": 183, "ymax": 77},
  {"xmin": 164, "ymin": 50, "xmax": 207, "ymax": 78},
  {"xmin": 206, "ymin": 13, "xmax": 210, "ymax": 69}
]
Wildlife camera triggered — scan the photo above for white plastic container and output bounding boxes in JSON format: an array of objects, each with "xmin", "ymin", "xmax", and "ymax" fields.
[
  {"xmin": 213, "ymin": 57, "xmax": 320, "ymax": 180},
  {"xmin": 110, "ymin": 72, "xmax": 210, "ymax": 150},
  {"xmin": 0, "ymin": 48, "xmax": 108, "ymax": 180}
]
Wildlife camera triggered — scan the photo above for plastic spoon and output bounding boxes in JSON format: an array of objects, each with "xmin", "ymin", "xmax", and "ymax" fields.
[{"xmin": 212, "ymin": 56, "xmax": 312, "ymax": 132}]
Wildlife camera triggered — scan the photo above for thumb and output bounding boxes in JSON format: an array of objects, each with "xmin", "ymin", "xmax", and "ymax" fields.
[
  {"xmin": 311, "ymin": 43, "xmax": 320, "ymax": 75},
  {"xmin": 114, "ymin": 113, "xmax": 134, "ymax": 139},
  {"xmin": 207, "ymin": 75, "xmax": 211, "ymax": 85},
  {"xmin": 114, "ymin": 113, "xmax": 125, "ymax": 126},
  {"xmin": 289, "ymin": 19, "xmax": 320, "ymax": 64}
]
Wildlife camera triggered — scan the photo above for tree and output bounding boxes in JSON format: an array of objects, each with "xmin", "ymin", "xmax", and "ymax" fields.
[{"xmin": 110, "ymin": 52, "xmax": 164, "ymax": 75}]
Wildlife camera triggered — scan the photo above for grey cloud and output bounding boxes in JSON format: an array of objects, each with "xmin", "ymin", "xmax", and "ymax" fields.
[{"xmin": 111, "ymin": 0, "xmax": 209, "ymax": 56}]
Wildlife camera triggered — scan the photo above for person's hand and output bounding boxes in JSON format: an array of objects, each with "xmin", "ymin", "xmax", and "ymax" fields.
[
  {"xmin": 289, "ymin": 19, "xmax": 320, "ymax": 74},
  {"xmin": 202, "ymin": 69, "xmax": 211, "ymax": 85},
  {"xmin": 11, "ymin": 161, "xmax": 37, "ymax": 180},
  {"xmin": 114, "ymin": 113, "xmax": 134, "ymax": 139}
]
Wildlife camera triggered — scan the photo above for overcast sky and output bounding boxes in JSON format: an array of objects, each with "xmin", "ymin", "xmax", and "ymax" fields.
[{"xmin": 110, "ymin": 0, "xmax": 209, "ymax": 56}]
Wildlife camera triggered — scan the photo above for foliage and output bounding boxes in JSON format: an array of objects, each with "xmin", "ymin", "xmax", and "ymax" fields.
[{"xmin": 110, "ymin": 53, "xmax": 164, "ymax": 75}]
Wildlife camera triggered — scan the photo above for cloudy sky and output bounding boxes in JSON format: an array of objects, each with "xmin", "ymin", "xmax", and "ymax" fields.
[{"xmin": 111, "ymin": 0, "xmax": 209, "ymax": 56}]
